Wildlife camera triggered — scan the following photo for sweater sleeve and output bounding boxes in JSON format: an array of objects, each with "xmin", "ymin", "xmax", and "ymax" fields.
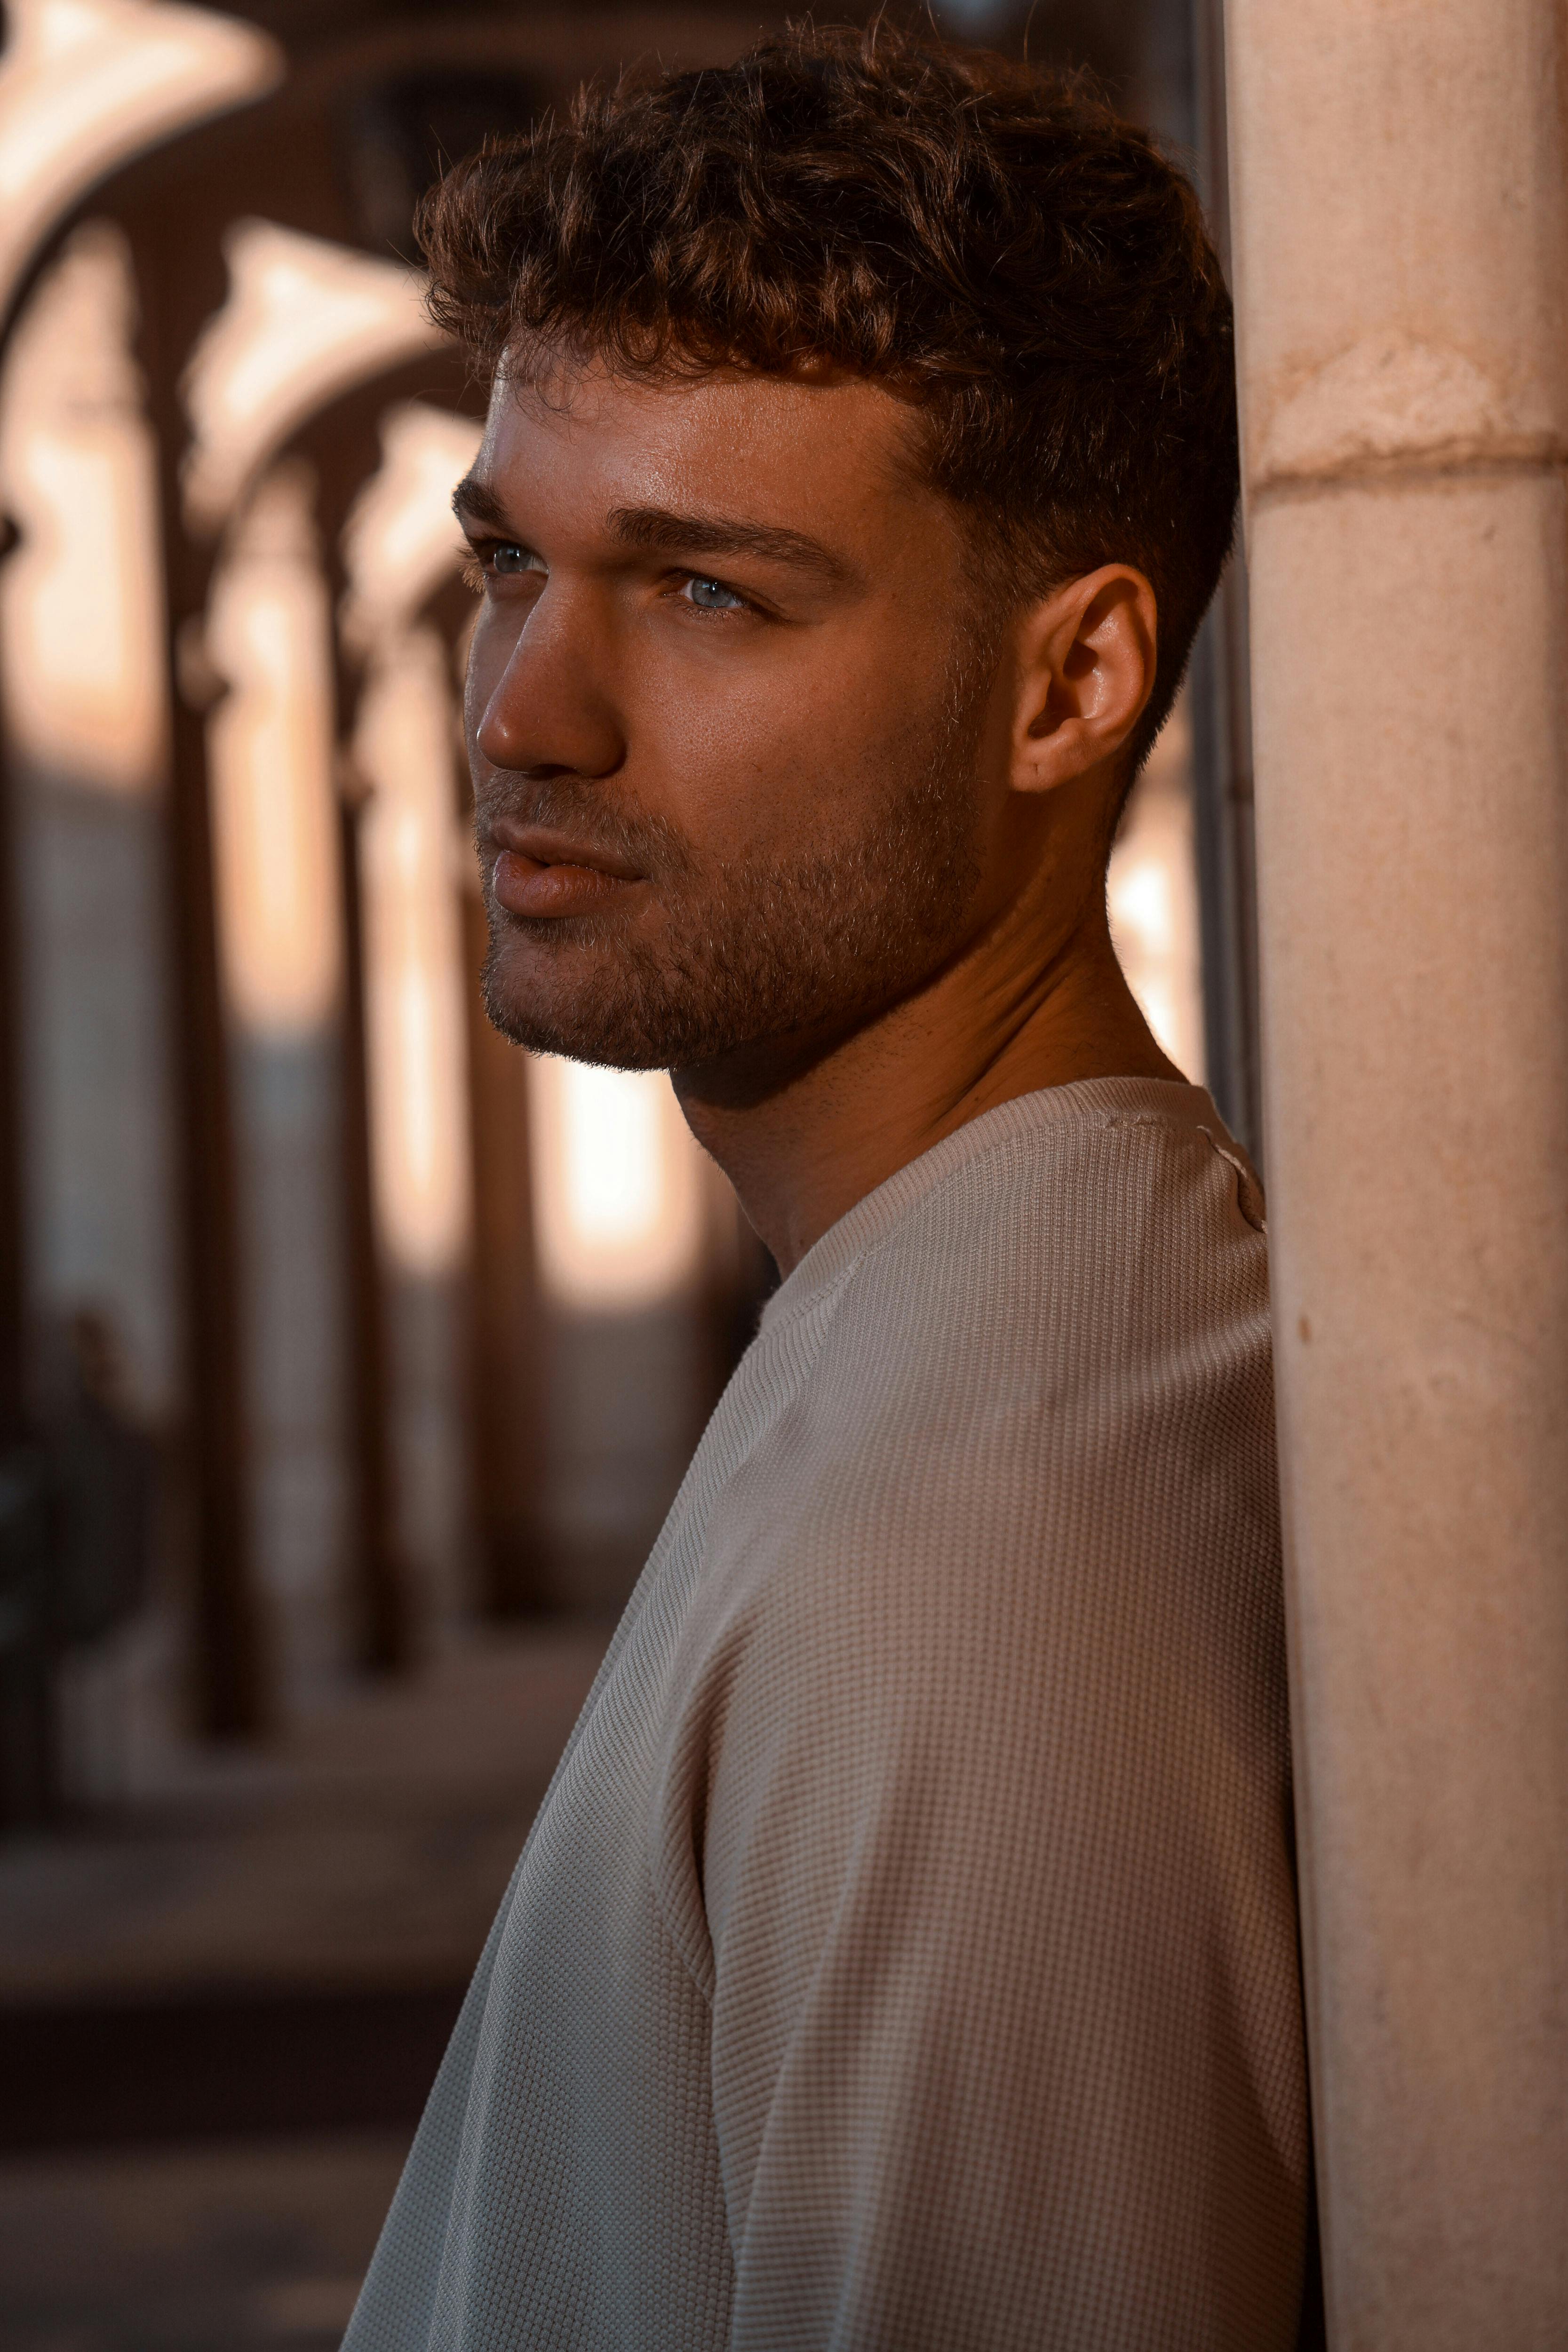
[{"xmin": 682, "ymin": 1400, "xmax": 1310, "ymax": 2352}]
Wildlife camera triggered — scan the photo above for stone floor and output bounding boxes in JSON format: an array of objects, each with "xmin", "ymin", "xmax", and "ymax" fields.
[
  {"xmin": 0, "ymin": 1617, "xmax": 616, "ymax": 2347},
  {"xmin": 1, "ymin": 1618, "xmax": 613, "ymax": 2003},
  {"xmin": 0, "ymin": 2130, "xmax": 411, "ymax": 2352}
]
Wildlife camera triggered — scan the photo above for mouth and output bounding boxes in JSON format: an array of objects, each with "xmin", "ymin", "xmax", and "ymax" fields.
[{"xmin": 486, "ymin": 819, "xmax": 646, "ymax": 922}]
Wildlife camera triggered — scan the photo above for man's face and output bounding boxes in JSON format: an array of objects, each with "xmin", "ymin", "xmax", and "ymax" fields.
[{"xmin": 459, "ymin": 357, "xmax": 1011, "ymax": 1082}]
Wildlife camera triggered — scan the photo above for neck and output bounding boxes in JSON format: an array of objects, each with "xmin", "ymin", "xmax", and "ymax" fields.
[{"xmin": 673, "ymin": 895, "xmax": 1183, "ymax": 1279}]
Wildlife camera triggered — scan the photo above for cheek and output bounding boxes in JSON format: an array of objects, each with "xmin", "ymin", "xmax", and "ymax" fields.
[
  {"xmin": 663, "ymin": 699, "xmax": 818, "ymax": 851},
  {"xmin": 636, "ymin": 649, "xmax": 924, "ymax": 855}
]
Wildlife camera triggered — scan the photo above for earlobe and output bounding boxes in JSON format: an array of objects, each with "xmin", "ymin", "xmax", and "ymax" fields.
[{"xmin": 1010, "ymin": 564, "xmax": 1158, "ymax": 797}]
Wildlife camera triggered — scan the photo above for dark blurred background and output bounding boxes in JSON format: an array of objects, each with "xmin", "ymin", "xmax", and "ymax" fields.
[{"xmin": 0, "ymin": 1, "xmax": 1255, "ymax": 2344}]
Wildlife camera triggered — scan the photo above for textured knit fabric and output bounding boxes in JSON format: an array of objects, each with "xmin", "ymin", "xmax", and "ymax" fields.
[{"xmin": 345, "ymin": 1077, "xmax": 1311, "ymax": 2352}]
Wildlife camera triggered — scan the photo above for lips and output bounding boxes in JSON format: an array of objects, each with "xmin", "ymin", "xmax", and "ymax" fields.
[{"xmin": 486, "ymin": 819, "xmax": 645, "ymax": 921}]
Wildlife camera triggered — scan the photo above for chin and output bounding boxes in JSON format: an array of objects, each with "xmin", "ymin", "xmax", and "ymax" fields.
[
  {"xmin": 480, "ymin": 926, "xmax": 692, "ymax": 1072},
  {"xmin": 483, "ymin": 980, "xmax": 670, "ymax": 1073}
]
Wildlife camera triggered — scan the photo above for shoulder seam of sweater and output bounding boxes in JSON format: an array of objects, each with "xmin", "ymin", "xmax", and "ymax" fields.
[{"xmin": 764, "ymin": 1105, "xmax": 1241, "ymax": 1340}]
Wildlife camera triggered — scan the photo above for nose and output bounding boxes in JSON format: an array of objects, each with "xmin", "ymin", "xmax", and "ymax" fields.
[{"xmin": 469, "ymin": 584, "xmax": 625, "ymax": 781}]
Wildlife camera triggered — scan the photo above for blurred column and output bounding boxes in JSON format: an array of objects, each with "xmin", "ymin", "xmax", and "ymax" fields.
[
  {"xmin": 0, "ymin": 222, "xmax": 181, "ymax": 1405},
  {"xmin": 458, "ymin": 868, "xmax": 547, "ymax": 1617},
  {"xmin": 0, "ymin": 219, "xmax": 184, "ymax": 1802},
  {"xmin": 0, "ymin": 512, "xmax": 44, "ymax": 1825},
  {"xmin": 0, "ymin": 0, "xmax": 280, "ymax": 1780},
  {"xmin": 303, "ymin": 390, "xmax": 419, "ymax": 1677},
  {"xmin": 157, "ymin": 453, "xmax": 268, "ymax": 1737},
  {"xmin": 1226, "ymin": 1, "xmax": 1568, "ymax": 2339},
  {"xmin": 127, "ymin": 215, "xmax": 270, "ymax": 1740},
  {"xmin": 0, "ymin": 521, "xmax": 23, "ymax": 1452},
  {"xmin": 335, "ymin": 765, "xmax": 415, "ymax": 1667},
  {"xmin": 341, "ymin": 404, "xmax": 484, "ymax": 1640},
  {"xmin": 205, "ymin": 461, "xmax": 355, "ymax": 1702},
  {"xmin": 351, "ymin": 624, "xmax": 474, "ymax": 1632},
  {"xmin": 420, "ymin": 532, "xmax": 548, "ymax": 1621},
  {"xmin": 156, "ymin": 221, "xmax": 448, "ymax": 1721},
  {"xmin": 310, "ymin": 386, "xmax": 470, "ymax": 1675}
]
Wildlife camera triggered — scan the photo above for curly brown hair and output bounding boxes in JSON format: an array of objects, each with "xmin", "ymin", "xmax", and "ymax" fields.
[{"xmin": 420, "ymin": 20, "xmax": 1236, "ymax": 767}]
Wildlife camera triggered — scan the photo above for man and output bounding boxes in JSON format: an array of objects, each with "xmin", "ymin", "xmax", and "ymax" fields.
[{"xmin": 347, "ymin": 24, "xmax": 1312, "ymax": 2349}]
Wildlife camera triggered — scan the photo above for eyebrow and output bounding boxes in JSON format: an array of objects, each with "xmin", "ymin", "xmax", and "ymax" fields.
[
  {"xmin": 451, "ymin": 477, "xmax": 852, "ymax": 589},
  {"xmin": 451, "ymin": 475, "xmax": 514, "ymax": 532},
  {"xmin": 605, "ymin": 504, "xmax": 852, "ymax": 587}
]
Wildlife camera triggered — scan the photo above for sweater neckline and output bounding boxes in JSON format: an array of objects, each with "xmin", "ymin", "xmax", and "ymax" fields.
[{"xmin": 757, "ymin": 1076, "xmax": 1239, "ymax": 1340}]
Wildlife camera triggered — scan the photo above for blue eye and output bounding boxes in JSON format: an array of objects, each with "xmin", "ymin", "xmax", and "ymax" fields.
[
  {"xmin": 685, "ymin": 576, "xmax": 745, "ymax": 611},
  {"xmin": 493, "ymin": 544, "xmax": 537, "ymax": 575}
]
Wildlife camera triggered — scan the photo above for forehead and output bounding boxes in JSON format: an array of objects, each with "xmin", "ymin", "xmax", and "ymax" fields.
[{"xmin": 476, "ymin": 357, "xmax": 943, "ymax": 543}]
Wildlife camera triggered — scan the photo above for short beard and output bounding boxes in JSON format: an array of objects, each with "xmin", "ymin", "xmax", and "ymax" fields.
[{"xmin": 479, "ymin": 639, "xmax": 989, "ymax": 1077}]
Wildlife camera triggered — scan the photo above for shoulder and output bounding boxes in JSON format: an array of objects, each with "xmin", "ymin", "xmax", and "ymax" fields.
[
  {"xmin": 649, "ymin": 1103, "xmax": 1290, "ymax": 1993},
  {"xmin": 677, "ymin": 1094, "xmax": 1282, "ymax": 1762},
  {"xmin": 835, "ymin": 1092, "xmax": 1271, "ymax": 1387},
  {"xmin": 745, "ymin": 1096, "xmax": 1276, "ymax": 1581}
]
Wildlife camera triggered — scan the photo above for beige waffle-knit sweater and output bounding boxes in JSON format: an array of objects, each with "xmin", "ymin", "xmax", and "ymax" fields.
[{"xmin": 345, "ymin": 1078, "xmax": 1312, "ymax": 2352}]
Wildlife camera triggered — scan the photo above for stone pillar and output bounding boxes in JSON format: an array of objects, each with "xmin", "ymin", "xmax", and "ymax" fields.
[
  {"xmin": 136, "ymin": 222, "xmax": 271, "ymax": 1740},
  {"xmin": 1224, "ymin": 2, "xmax": 1568, "ymax": 2341}
]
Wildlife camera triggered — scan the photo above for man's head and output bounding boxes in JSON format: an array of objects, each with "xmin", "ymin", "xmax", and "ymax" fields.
[{"xmin": 430, "ymin": 24, "xmax": 1235, "ymax": 1082}]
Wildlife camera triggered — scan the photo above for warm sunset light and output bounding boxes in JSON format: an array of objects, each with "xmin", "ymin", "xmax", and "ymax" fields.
[
  {"xmin": 354, "ymin": 625, "xmax": 471, "ymax": 1278},
  {"xmin": 528, "ymin": 1057, "xmax": 708, "ymax": 1313},
  {"xmin": 1108, "ymin": 697, "xmax": 1205, "ymax": 1083},
  {"xmin": 0, "ymin": 221, "xmax": 167, "ymax": 792},
  {"xmin": 206, "ymin": 464, "xmax": 342, "ymax": 1037}
]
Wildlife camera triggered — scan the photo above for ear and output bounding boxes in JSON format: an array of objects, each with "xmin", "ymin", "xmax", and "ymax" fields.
[{"xmin": 1008, "ymin": 565, "xmax": 1159, "ymax": 797}]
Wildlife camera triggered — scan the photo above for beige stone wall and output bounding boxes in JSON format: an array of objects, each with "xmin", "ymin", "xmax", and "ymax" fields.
[{"xmin": 1225, "ymin": 3, "xmax": 1568, "ymax": 2342}]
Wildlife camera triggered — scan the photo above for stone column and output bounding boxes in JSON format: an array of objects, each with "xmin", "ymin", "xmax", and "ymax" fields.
[{"xmin": 1224, "ymin": 2, "xmax": 1568, "ymax": 2341}]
